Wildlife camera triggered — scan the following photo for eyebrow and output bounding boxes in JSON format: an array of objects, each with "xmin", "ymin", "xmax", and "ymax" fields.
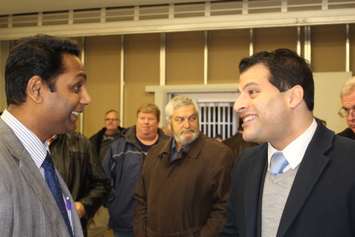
[
  {"xmin": 77, "ymin": 72, "xmax": 87, "ymax": 81},
  {"xmin": 240, "ymin": 82, "xmax": 259, "ymax": 90},
  {"xmin": 175, "ymin": 113, "xmax": 198, "ymax": 118}
]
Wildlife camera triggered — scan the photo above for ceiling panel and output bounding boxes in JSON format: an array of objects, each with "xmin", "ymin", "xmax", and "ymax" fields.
[{"xmin": 0, "ymin": 0, "xmax": 202, "ymax": 15}]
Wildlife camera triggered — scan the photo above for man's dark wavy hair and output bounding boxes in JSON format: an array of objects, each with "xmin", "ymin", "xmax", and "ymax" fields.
[
  {"xmin": 5, "ymin": 34, "xmax": 80, "ymax": 105},
  {"xmin": 239, "ymin": 48, "xmax": 314, "ymax": 111}
]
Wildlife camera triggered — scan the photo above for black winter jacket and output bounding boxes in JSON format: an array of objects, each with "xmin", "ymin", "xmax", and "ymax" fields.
[
  {"xmin": 89, "ymin": 127, "xmax": 125, "ymax": 158},
  {"xmin": 50, "ymin": 132, "xmax": 110, "ymax": 235}
]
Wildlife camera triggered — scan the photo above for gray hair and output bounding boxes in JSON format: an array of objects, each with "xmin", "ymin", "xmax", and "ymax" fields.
[
  {"xmin": 341, "ymin": 76, "xmax": 355, "ymax": 98},
  {"xmin": 165, "ymin": 95, "xmax": 199, "ymax": 122}
]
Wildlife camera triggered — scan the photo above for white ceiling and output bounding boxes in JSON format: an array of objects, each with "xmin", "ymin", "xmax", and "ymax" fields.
[{"xmin": 0, "ymin": 0, "xmax": 201, "ymax": 15}]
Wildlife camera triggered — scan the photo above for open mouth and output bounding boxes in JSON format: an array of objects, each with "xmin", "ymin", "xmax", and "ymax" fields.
[
  {"xmin": 71, "ymin": 111, "xmax": 81, "ymax": 120},
  {"xmin": 242, "ymin": 114, "xmax": 256, "ymax": 124}
]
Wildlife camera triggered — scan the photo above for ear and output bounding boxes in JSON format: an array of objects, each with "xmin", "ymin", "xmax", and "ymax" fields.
[
  {"xmin": 287, "ymin": 85, "xmax": 304, "ymax": 109},
  {"xmin": 167, "ymin": 120, "xmax": 172, "ymax": 131},
  {"xmin": 26, "ymin": 76, "xmax": 45, "ymax": 104}
]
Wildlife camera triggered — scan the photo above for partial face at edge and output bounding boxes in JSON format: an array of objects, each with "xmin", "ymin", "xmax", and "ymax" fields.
[{"xmin": 341, "ymin": 90, "xmax": 355, "ymax": 132}]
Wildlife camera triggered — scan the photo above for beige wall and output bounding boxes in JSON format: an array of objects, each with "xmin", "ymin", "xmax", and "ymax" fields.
[
  {"xmin": 208, "ymin": 29, "xmax": 249, "ymax": 83},
  {"xmin": 313, "ymin": 72, "xmax": 350, "ymax": 133},
  {"xmin": 84, "ymin": 35, "xmax": 122, "ymax": 137},
  {"xmin": 166, "ymin": 31, "xmax": 204, "ymax": 85},
  {"xmin": 312, "ymin": 25, "xmax": 346, "ymax": 72},
  {"xmin": 351, "ymin": 24, "xmax": 355, "ymax": 73},
  {"xmin": 254, "ymin": 27, "xmax": 297, "ymax": 52},
  {"xmin": 124, "ymin": 33, "xmax": 160, "ymax": 127}
]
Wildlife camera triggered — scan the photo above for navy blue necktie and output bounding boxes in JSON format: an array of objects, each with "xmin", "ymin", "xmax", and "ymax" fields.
[{"xmin": 42, "ymin": 152, "xmax": 74, "ymax": 237}]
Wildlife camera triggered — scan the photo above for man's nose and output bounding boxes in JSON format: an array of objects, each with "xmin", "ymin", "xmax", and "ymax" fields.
[
  {"xmin": 182, "ymin": 119, "xmax": 191, "ymax": 128},
  {"xmin": 81, "ymin": 87, "xmax": 91, "ymax": 105},
  {"xmin": 234, "ymin": 93, "xmax": 247, "ymax": 113}
]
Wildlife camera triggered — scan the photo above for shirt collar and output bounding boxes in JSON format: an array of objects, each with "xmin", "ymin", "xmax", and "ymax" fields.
[
  {"xmin": 267, "ymin": 118, "xmax": 317, "ymax": 172},
  {"xmin": 170, "ymin": 138, "xmax": 192, "ymax": 162},
  {"xmin": 1, "ymin": 109, "xmax": 49, "ymax": 169}
]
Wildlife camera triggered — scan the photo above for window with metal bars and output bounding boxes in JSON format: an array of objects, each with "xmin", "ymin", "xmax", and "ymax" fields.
[{"xmin": 199, "ymin": 102, "xmax": 237, "ymax": 140}]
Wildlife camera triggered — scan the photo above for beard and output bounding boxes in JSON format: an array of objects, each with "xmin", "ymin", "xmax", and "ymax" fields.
[{"xmin": 174, "ymin": 128, "xmax": 200, "ymax": 146}]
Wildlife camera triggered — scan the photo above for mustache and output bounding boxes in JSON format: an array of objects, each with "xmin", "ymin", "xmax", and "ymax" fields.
[{"xmin": 180, "ymin": 128, "xmax": 196, "ymax": 134}]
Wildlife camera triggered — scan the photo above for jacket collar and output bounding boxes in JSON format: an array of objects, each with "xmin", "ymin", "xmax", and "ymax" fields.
[
  {"xmin": 244, "ymin": 121, "xmax": 334, "ymax": 237},
  {"xmin": 157, "ymin": 133, "xmax": 205, "ymax": 161},
  {"xmin": 277, "ymin": 122, "xmax": 333, "ymax": 236},
  {"xmin": 125, "ymin": 126, "xmax": 168, "ymax": 151}
]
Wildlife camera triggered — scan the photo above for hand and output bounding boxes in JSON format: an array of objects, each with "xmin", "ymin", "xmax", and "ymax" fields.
[{"xmin": 74, "ymin": 202, "xmax": 86, "ymax": 218}]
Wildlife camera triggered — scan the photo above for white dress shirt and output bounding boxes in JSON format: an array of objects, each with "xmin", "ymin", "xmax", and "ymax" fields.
[{"xmin": 267, "ymin": 119, "xmax": 318, "ymax": 173}]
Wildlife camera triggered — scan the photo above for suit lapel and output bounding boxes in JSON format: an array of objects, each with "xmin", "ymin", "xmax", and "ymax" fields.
[
  {"xmin": 244, "ymin": 144, "xmax": 268, "ymax": 237},
  {"xmin": 0, "ymin": 121, "xmax": 72, "ymax": 234},
  {"xmin": 2, "ymin": 123, "xmax": 57, "ymax": 208},
  {"xmin": 57, "ymin": 171, "xmax": 83, "ymax": 236},
  {"xmin": 277, "ymin": 124, "xmax": 334, "ymax": 237}
]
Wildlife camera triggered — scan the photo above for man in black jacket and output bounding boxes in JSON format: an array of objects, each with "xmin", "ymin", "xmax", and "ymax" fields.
[
  {"xmin": 338, "ymin": 77, "xmax": 355, "ymax": 140},
  {"xmin": 50, "ymin": 132, "xmax": 110, "ymax": 237},
  {"xmin": 90, "ymin": 109, "xmax": 125, "ymax": 160}
]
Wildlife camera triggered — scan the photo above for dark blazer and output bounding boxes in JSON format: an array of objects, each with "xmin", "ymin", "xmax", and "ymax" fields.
[{"xmin": 221, "ymin": 122, "xmax": 355, "ymax": 237}]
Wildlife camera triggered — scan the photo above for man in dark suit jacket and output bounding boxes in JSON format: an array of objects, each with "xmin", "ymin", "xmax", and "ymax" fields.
[
  {"xmin": 221, "ymin": 48, "xmax": 355, "ymax": 237},
  {"xmin": 0, "ymin": 35, "xmax": 90, "ymax": 236}
]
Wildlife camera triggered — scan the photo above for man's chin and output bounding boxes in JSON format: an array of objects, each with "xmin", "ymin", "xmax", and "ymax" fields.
[
  {"xmin": 181, "ymin": 134, "xmax": 199, "ymax": 145},
  {"xmin": 64, "ymin": 122, "xmax": 77, "ymax": 133},
  {"xmin": 242, "ymin": 131, "xmax": 258, "ymax": 142}
]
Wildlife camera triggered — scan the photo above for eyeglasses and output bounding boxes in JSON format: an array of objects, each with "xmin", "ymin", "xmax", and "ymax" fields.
[
  {"xmin": 338, "ymin": 106, "xmax": 355, "ymax": 118},
  {"xmin": 173, "ymin": 114, "xmax": 198, "ymax": 124}
]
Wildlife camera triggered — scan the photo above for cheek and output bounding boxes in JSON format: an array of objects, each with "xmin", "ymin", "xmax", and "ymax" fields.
[
  {"xmin": 171, "ymin": 124, "xmax": 180, "ymax": 134},
  {"xmin": 257, "ymin": 97, "xmax": 286, "ymax": 123},
  {"xmin": 191, "ymin": 123, "xmax": 199, "ymax": 131}
]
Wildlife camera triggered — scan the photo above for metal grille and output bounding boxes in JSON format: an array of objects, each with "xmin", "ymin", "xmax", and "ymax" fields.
[{"xmin": 199, "ymin": 102, "xmax": 237, "ymax": 140}]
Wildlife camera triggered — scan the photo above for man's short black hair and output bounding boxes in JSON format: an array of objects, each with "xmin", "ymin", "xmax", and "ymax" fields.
[
  {"xmin": 239, "ymin": 48, "xmax": 314, "ymax": 111},
  {"xmin": 5, "ymin": 34, "xmax": 80, "ymax": 105}
]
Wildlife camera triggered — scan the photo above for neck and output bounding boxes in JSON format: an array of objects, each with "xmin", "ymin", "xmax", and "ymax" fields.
[
  {"xmin": 271, "ymin": 111, "xmax": 314, "ymax": 150},
  {"xmin": 8, "ymin": 105, "xmax": 49, "ymax": 142},
  {"xmin": 136, "ymin": 133, "xmax": 159, "ymax": 145},
  {"xmin": 105, "ymin": 128, "xmax": 117, "ymax": 136}
]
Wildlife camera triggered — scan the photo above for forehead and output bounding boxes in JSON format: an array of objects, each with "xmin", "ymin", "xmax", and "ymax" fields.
[
  {"xmin": 239, "ymin": 63, "xmax": 272, "ymax": 89},
  {"xmin": 138, "ymin": 112, "xmax": 157, "ymax": 119},
  {"xmin": 62, "ymin": 53, "xmax": 84, "ymax": 72},
  {"xmin": 172, "ymin": 104, "xmax": 196, "ymax": 116},
  {"xmin": 342, "ymin": 90, "xmax": 355, "ymax": 105},
  {"xmin": 106, "ymin": 111, "xmax": 118, "ymax": 118}
]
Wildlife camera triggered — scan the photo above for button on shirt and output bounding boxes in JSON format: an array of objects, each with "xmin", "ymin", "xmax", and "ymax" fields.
[
  {"xmin": 267, "ymin": 119, "xmax": 318, "ymax": 173},
  {"xmin": 0, "ymin": 109, "xmax": 73, "ymax": 230}
]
